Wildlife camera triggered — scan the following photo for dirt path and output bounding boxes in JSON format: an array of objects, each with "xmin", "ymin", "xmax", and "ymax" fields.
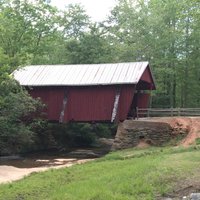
[{"xmin": 0, "ymin": 156, "xmax": 94, "ymax": 184}]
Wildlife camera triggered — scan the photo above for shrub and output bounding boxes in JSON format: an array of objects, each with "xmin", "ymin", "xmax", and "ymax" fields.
[
  {"xmin": 0, "ymin": 75, "xmax": 45, "ymax": 155},
  {"xmin": 37, "ymin": 122, "xmax": 116, "ymax": 151},
  {"xmin": 39, "ymin": 123, "xmax": 97, "ymax": 150}
]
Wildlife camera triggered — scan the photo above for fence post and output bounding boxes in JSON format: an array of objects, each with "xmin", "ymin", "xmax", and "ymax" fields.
[
  {"xmin": 178, "ymin": 107, "xmax": 180, "ymax": 116},
  {"xmin": 136, "ymin": 107, "xmax": 139, "ymax": 120},
  {"xmin": 171, "ymin": 107, "xmax": 173, "ymax": 117}
]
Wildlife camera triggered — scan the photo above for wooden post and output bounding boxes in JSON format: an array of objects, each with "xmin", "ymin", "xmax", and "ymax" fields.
[
  {"xmin": 171, "ymin": 107, "xmax": 173, "ymax": 117},
  {"xmin": 149, "ymin": 84, "xmax": 153, "ymax": 108}
]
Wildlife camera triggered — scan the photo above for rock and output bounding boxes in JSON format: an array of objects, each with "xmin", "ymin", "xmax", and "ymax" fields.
[
  {"xmin": 0, "ymin": 155, "xmax": 22, "ymax": 160},
  {"xmin": 97, "ymin": 138, "xmax": 114, "ymax": 148},
  {"xmin": 111, "ymin": 120, "xmax": 172, "ymax": 150},
  {"xmin": 66, "ymin": 149, "xmax": 100, "ymax": 158},
  {"xmin": 190, "ymin": 193, "xmax": 200, "ymax": 200}
]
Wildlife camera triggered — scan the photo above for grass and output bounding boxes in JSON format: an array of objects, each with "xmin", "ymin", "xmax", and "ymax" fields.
[
  {"xmin": 0, "ymin": 146, "xmax": 200, "ymax": 200},
  {"xmin": 196, "ymin": 138, "xmax": 200, "ymax": 145}
]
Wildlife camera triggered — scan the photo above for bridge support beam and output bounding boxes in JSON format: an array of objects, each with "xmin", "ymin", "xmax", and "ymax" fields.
[
  {"xmin": 59, "ymin": 90, "xmax": 68, "ymax": 123},
  {"xmin": 111, "ymin": 88, "xmax": 121, "ymax": 123}
]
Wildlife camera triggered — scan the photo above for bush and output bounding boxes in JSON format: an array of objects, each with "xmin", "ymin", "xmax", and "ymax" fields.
[
  {"xmin": 36, "ymin": 122, "xmax": 116, "ymax": 151},
  {"xmin": 0, "ymin": 75, "xmax": 45, "ymax": 155},
  {"xmin": 94, "ymin": 123, "xmax": 117, "ymax": 138},
  {"xmin": 39, "ymin": 123, "xmax": 97, "ymax": 150}
]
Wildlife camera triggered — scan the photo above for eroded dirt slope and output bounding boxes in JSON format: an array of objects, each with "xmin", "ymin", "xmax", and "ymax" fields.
[{"xmin": 148, "ymin": 117, "xmax": 200, "ymax": 146}]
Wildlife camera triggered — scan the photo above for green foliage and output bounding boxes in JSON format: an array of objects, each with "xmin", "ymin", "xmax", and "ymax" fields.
[
  {"xmin": 0, "ymin": 0, "xmax": 199, "ymax": 108},
  {"xmin": 107, "ymin": 0, "xmax": 200, "ymax": 108},
  {"xmin": 196, "ymin": 138, "xmax": 200, "ymax": 145},
  {"xmin": 66, "ymin": 24, "xmax": 114, "ymax": 64},
  {"xmin": 46, "ymin": 123, "xmax": 97, "ymax": 148},
  {"xmin": 92, "ymin": 123, "xmax": 117, "ymax": 138},
  {"xmin": 0, "ymin": 0, "xmax": 65, "ymax": 66},
  {"xmin": 0, "ymin": 0, "xmax": 200, "ymax": 154},
  {"xmin": 0, "ymin": 147, "xmax": 199, "ymax": 199},
  {"xmin": 36, "ymin": 122, "xmax": 115, "ymax": 151},
  {"xmin": 0, "ymin": 75, "xmax": 45, "ymax": 155},
  {"xmin": 61, "ymin": 4, "xmax": 90, "ymax": 39}
]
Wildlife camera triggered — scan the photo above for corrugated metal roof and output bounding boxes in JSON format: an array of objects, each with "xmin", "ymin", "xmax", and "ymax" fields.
[{"xmin": 13, "ymin": 62, "xmax": 150, "ymax": 86}]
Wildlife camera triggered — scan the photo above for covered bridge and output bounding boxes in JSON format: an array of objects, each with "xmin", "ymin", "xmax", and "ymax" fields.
[{"xmin": 13, "ymin": 62, "xmax": 155, "ymax": 123}]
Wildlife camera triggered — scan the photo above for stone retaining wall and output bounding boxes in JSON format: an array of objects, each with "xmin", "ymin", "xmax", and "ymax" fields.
[{"xmin": 112, "ymin": 120, "xmax": 173, "ymax": 150}]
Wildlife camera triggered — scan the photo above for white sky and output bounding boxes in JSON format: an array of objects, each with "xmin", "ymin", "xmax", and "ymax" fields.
[{"xmin": 51, "ymin": 0, "xmax": 117, "ymax": 22}]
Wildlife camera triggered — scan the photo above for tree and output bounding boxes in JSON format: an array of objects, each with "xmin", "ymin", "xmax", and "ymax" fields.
[
  {"xmin": 0, "ymin": 73, "xmax": 45, "ymax": 155},
  {"xmin": 0, "ymin": 0, "xmax": 62, "ymax": 67},
  {"xmin": 106, "ymin": 0, "xmax": 200, "ymax": 108},
  {"xmin": 66, "ymin": 24, "xmax": 114, "ymax": 64},
  {"xmin": 61, "ymin": 4, "xmax": 90, "ymax": 40}
]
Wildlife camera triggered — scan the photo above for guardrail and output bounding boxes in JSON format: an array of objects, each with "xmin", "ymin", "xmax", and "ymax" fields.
[{"xmin": 136, "ymin": 108, "xmax": 200, "ymax": 118}]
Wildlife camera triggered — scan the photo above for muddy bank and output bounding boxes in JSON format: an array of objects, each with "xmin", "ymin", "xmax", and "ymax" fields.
[{"xmin": 0, "ymin": 149, "xmax": 106, "ymax": 184}]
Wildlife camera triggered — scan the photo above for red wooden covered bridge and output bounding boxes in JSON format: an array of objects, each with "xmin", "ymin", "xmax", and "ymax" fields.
[{"xmin": 13, "ymin": 62, "xmax": 155, "ymax": 123}]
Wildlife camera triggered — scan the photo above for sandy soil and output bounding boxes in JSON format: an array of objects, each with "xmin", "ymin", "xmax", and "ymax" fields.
[
  {"xmin": 0, "ymin": 156, "xmax": 94, "ymax": 184},
  {"xmin": 180, "ymin": 118, "xmax": 200, "ymax": 146},
  {"xmin": 136, "ymin": 140, "xmax": 150, "ymax": 148}
]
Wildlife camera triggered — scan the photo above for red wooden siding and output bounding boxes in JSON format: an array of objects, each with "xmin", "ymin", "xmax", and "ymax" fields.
[
  {"xmin": 64, "ymin": 86, "xmax": 116, "ymax": 122},
  {"xmin": 28, "ymin": 85, "xmax": 136, "ymax": 122},
  {"xmin": 29, "ymin": 87, "xmax": 64, "ymax": 120},
  {"xmin": 137, "ymin": 93, "xmax": 150, "ymax": 109},
  {"xmin": 18, "ymin": 62, "xmax": 156, "ymax": 123},
  {"xmin": 118, "ymin": 85, "xmax": 135, "ymax": 121},
  {"xmin": 140, "ymin": 66, "xmax": 155, "ymax": 90}
]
